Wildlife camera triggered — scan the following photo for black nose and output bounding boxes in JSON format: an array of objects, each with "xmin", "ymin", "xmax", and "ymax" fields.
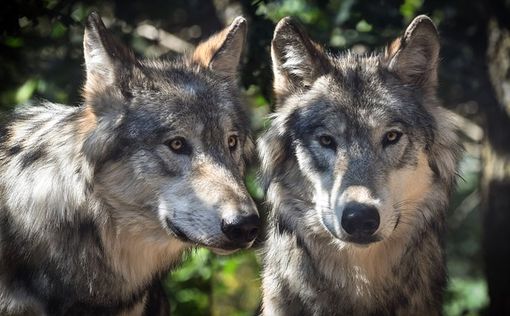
[
  {"xmin": 341, "ymin": 203, "xmax": 380, "ymax": 238},
  {"xmin": 221, "ymin": 214, "xmax": 260, "ymax": 244}
]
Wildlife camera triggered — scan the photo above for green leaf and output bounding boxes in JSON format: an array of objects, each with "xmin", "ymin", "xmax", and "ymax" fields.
[
  {"xmin": 356, "ymin": 20, "xmax": 373, "ymax": 33},
  {"xmin": 4, "ymin": 36, "xmax": 24, "ymax": 48},
  {"xmin": 444, "ymin": 277, "xmax": 488, "ymax": 315},
  {"xmin": 51, "ymin": 21, "xmax": 67, "ymax": 38},
  {"xmin": 245, "ymin": 169, "xmax": 264, "ymax": 200},
  {"xmin": 15, "ymin": 79, "xmax": 38, "ymax": 104},
  {"xmin": 71, "ymin": 3, "xmax": 88, "ymax": 22},
  {"xmin": 400, "ymin": 0, "xmax": 424, "ymax": 22}
]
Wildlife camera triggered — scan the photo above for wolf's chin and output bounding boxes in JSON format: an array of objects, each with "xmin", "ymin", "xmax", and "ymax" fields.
[
  {"xmin": 209, "ymin": 247, "xmax": 239, "ymax": 255},
  {"xmin": 208, "ymin": 238, "xmax": 255, "ymax": 255}
]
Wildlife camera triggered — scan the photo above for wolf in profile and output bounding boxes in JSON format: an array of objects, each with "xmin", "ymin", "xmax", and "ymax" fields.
[
  {"xmin": 0, "ymin": 12, "xmax": 259, "ymax": 315},
  {"xmin": 259, "ymin": 15, "xmax": 462, "ymax": 315}
]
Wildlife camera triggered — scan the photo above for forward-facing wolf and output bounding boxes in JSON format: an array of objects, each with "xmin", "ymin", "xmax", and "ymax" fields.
[
  {"xmin": 259, "ymin": 15, "xmax": 462, "ymax": 315},
  {"xmin": 0, "ymin": 12, "xmax": 260, "ymax": 315}
]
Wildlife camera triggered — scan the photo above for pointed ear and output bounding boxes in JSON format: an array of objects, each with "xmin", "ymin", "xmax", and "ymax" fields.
[
  {"xmin": 271, "ymin": 17, "xmax": 329, "ymax": 100},
  {"xmin": 83, "ymin": 12, "xmax": 136, "ymax": 99},
  {"xmin": 385, "ymin": 15, "xmax": 440, "ymax": 91},
  {"xmin": 192, "ymin": 16, "xmax": 247, "ymax": 77}
]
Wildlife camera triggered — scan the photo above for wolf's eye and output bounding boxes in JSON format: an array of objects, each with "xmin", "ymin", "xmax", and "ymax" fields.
[
  {"xmin": 166, "ymin": 137, "xmax": 189, "ymax": 154},
  {"xmin": 383, "ymin": 130, "xmax": 403, "ymax": 147},
  {"xmin": 228, "ymin": 135, "xmax": 238, "ymax": 151},
  {"xmin": 319, "ymin": 135, "xmax": 335, "ymax": 149}
]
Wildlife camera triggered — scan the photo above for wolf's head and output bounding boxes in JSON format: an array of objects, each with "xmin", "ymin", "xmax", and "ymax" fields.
[
  {"xmin": 260, "ymin": 16, "xmax": 459, "ymax": 246},
  {"xmin": 80, "ymin": 13, "xmax": 259, "ymax": 253}
]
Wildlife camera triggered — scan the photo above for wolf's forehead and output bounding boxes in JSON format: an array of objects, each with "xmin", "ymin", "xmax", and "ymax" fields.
[
  {"xmin": 174, "ymin": 80, "xmax": 203, "ymax": 96},
  {"xmin": 304, "ymin": 77, "xmax": 397, "ymax": 128},
  {"xmin": 139, "ymin": 78, "xmax": 233, "ymax": 112},
  {"xmin": 144, "ymin": 64, "xmax": 228, "ymax": 96}
]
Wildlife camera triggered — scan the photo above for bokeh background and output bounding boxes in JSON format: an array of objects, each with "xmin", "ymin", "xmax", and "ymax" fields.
[{"xmin": 1, "ymin": 0, "xmax": 509, "ymax": 315}]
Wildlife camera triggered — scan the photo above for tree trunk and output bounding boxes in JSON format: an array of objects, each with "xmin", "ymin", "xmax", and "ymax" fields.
[{"xmin": 482, "ymin": 16, "xmax": 510, "ymax": 316}]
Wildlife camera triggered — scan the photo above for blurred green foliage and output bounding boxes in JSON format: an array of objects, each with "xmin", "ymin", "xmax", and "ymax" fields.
[
  {"xmin": 164, "ymin": 249, "xmax": 261, "ymax": 316},
  {"xmin": 0, "ymin": 0, "xmax": 494, "ymax": 315}
]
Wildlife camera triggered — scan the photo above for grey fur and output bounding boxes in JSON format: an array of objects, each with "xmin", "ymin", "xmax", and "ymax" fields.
[
  {"xmin": 0, "ymin": 13, "xmax": 258, "ymax": 315},
  {"xmin": 259, "ymin": 15, "xmax": 462, "ymax": 315}
]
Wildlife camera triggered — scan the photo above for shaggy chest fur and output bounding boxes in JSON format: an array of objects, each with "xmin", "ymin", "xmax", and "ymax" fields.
[
  {"xmin": 0, "ymin": 205, "xmax": 180, "ymax": 316},
  {"xmin": 262, "ymin": 217, "xmax": 446, "ymax": 316}
]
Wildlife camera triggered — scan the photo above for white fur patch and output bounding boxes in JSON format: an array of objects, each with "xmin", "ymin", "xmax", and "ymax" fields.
[{"xmin": 282, "ymin": 44, "xmax": 308, "ymax": 77}]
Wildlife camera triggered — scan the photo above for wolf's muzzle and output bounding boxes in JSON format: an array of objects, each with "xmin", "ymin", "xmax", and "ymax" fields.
[
  {"xmin": 341, "ymin": 202, "xmax": 380, "ymax": 244},
  {"xmin": 221, "ymin": 214, "xmax": 260, "ymax": 246}
]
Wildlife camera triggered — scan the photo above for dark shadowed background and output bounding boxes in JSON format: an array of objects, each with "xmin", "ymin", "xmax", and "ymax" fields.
[{"xmin": 1, "ymin": 0, "xmax": 509, "ymax": 315}]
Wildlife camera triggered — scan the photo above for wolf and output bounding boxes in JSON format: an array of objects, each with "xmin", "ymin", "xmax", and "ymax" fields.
[
  {"xmin": 0, "ymin": 12, "xmax": 259, "ymax": 315},
  {"xmin": 259, "ymin": 15, "xmax": 462, "ymax": 315}
]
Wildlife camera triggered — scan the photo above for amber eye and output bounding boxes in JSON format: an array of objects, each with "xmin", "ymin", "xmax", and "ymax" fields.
[
  {"xmin": 228, "ymin": 135, "xmax": 238, "ymax": 150},
  {"xmin": 170, "ymin": 139, "xmax": 183, "ymax": 150},
  {"xmin": 319, "ymin": 135, "xmax": 335, "ymax": 148},
  {"xmin": 166, "ymin": 137, "xmax": 189, "ymax": 154},
  {"xmin": 383, "ymin": 130, "xmax": 403, "ymax": 146}
]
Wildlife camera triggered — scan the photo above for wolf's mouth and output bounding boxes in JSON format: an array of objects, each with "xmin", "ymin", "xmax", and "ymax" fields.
[
  {"xmin": 164, "ymin": 218, "xmax": 249, "ymax": 253},
  {"xmin": 165, "ymin": 218, "xmax": 190, "ymax": 242},
  {"xmin": 344, "ymin": 235, "xmax": 382, "ymax": 245}
]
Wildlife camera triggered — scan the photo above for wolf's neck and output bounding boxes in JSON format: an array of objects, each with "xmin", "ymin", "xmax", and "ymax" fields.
[{"xmin": 99, "ymin": 218, "xmax": 187, "ymax": 297}]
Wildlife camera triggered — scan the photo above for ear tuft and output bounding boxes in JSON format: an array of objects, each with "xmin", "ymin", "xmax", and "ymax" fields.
[
  {"xmin": 385, "ymin": 15, "xmax": 440, "ymax": 90},
  {"xmin": 271, "ymin": 17, "xmax": 329, "ymax": 100},
  {"xmin": 192, "ymin": 16, "xmax": 247, "ymax": 77}
]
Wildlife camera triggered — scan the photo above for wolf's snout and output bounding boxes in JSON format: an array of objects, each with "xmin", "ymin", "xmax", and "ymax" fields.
[
  {"xmin": 221, "ymin": 214, "xmax": 260, "ymax": 245},
  {"xmin": 341, "ymin": 203, "xmax": 380, "ymax": 241}
]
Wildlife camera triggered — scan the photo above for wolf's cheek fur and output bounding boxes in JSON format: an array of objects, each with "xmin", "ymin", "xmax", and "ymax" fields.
[
  {"xmin": 95, "ymin": 151, "xmax": 168, "ymax": 209},
  {"xmin": 386, "ymin": 151, "xmax": 434, "ymax": 231},
  {"xmin": 388, "ymin": 151, "xmax": 433, "ymax": 205}
]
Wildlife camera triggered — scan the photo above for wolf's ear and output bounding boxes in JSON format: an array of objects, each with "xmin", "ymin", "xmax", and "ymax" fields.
[
  {"xmin": 385, "ymin": 15, "xmax": 440, "ymax": 91},
  {"xmin": 83, "ymin": 12, "xmax": 136, "ymax": 99},
  {"xmin": 192, "ymin": 16, "xmax": 247, "ymax": 77},
  {"xmin": 271, "ymin": 17, "xmax": 329, "ymax": 100}
]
